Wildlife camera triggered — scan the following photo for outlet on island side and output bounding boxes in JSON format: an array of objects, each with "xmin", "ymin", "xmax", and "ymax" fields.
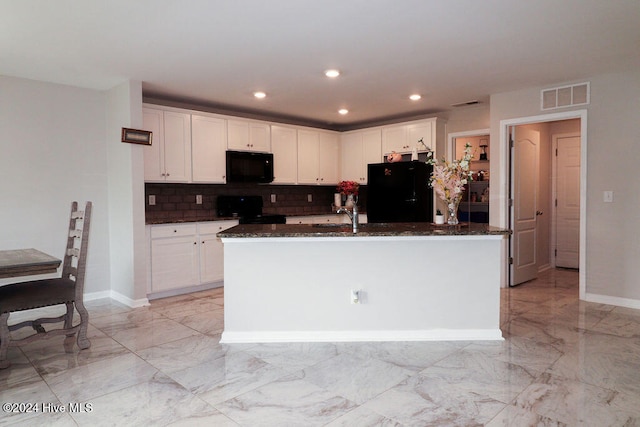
[
  {"xmin": 307, "ymin": 194, "xmax": 313, "ymax": 202},
  {"xmin": 196, "ymin": 195, "xmax": 203, "ymax": 205},
  {"xmin": 148, "ymin": 195, "xmax": 156, "ymax": 206},
  {"xmin": 270, "ymin": 194, "xmax": 276, "ymax": 203}
]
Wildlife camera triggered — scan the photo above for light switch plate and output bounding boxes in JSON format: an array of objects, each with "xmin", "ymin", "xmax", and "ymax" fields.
[
  {"xmin": 148, "ymin": 195, "xmax": 156, "ymax": 206},
  {"xmin": 196, "ymin": 195, "xmax": 203, "ymax": 205},
  {"xmin": 603, "ymin": 191, "xmax": 614, "ymax": 203},
  {"xmin": 270, "ymin": 194, "xmax": 276, "ymax": 203},
  {"xmin": 307, "ymin": 194, "xmax": 313, "ymax": 202}
]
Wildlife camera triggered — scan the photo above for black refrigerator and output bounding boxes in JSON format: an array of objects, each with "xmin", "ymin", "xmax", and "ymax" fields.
[{"xmin": 367, "ymin": 161, "xmax": 433, "ymax": 223}]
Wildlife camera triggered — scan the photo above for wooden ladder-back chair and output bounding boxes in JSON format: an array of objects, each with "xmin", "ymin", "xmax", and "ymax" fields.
[{"xmin": 0, "ymin": 201, "xmax": 92, "ymax": 369}]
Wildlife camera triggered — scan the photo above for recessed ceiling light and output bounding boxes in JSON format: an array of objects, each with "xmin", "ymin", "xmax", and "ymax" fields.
[
  {"xmin": 338, "ymin": 109, "xmax": 349, "ymax": 115},
  {"xmin": 253, "ymin": 91, "xmax": 266, "ymax": 99},
  {"xmin": 409, "ymin": 94, "xmax": 422, "ymax": 101},
  {"xmin": 325, "ymin": 69, "xmax": 340, "ymax": 78}
]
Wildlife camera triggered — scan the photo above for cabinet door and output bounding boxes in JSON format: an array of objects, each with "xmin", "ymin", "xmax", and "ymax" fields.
[
  {"xmin": 192, "ymin": 115, "xmax": 227, "ymax": 183},
  {"xmin": 227, "ymin": 120, "xmax": 250, "ymax": 151},
  {"xmin": 151, "ymin": 236, "xmax": 199, "ymax": 292},
  {"xmin": 407, "ymin": 121, "xmax": 433, "ymax": 150},
  {"xmin": 382, "ymin": 125, "xmax": 408, "ymax": 154},
  {"xmin": 249, "ymin": 122, "xmax": 271, "ymax": 152},
  {"xmin": 271, "ymin": 125, "xmax": 298, "ymax": 184},
  {"xmin": 297, "ymin": 130, "xmax": 320, "ymax": 184},
  {"xmin": 199, "ymin": 221, "xmax": 238, "ymax": 284},
  {"xmin": 163, "ymin": 111, "xmax": 192, "ymax": 182},
  {"xmin": 142, "ymin": 108, "xmax": 165, "ymax": 182},
  {"xmin": 340, "ymin": 132, "xmax": 363, "ymax": 182},
  {"xmin": 362, "ymin": 129, "xmax": 382, "ymax": 183},
  {"xmin": 318, "ymin": 132, "xmax": 340, "ymax": 185}
]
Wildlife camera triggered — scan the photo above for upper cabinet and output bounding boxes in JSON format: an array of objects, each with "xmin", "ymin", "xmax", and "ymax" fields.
[
  {"xmin": 143, "ymin": 108, "xmax": 192, "ymax": 182},
  {"xmin": 271, "ymin": 125, "xmax": 298, "ymax": 184},
  {"xmin": 227, "ymin": 119, "xmax": 271, "ymax": 152},
  {"xmin": 297, "ymin": 129, "xmax": 340, "ymax": 185},
  {"xmin": 382, "ymin": 118, "xmax": 444, "ymax": 155},
  {"xmin": 340, "ymin": 128, "xmax": 382, "ymax": 183},
  {"xmin": 191, "ymin": 114, "xmax": 227, "ymax": 183}
]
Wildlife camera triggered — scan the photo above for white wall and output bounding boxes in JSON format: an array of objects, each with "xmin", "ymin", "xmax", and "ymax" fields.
[
  {"xmin": 490, "ymin": 70, "xmax": 640, "ymax": 304},
  {"xmin": 0, "ymin": 76, "xmax": 147, "ymax": 303},
  {"xmin": 0, "ymin": 76, "xmax": 111, "ymax": 292}
]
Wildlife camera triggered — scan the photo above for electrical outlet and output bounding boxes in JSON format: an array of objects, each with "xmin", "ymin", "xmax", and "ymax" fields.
[
  {"xmin": 351, "ymin": 289, "xmax": 361, "ymax": 304},
  {"xmin": 148, "ymin": 195, "xmax": 156, "ymax": 206},
  {"xmin": 270, "ymin": 194, "xmax": 276, "ymax": 203},
  {"xmin": 307, "ymin": 194, "xmax": 313, "ymax": 202},
  {"xmin": 196, "ymin": 195, "xmax": 203, "ymax": 205}
]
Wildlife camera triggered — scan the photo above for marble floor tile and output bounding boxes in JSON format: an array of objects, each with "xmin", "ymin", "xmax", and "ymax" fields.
[
  {"xmin": 107, "ymin": 317, "xmax": 201, "ymax": 352},
  {"xmin": 301, "ymin": 352, "xmax": 414, "ymax": 404},
  {"xmin": 214, "ymin": 375, "xmax": 357, "ymax": 427},
  {"xmin": 178, "ymin": 350, "xmax": 289, "ymax": 405},
  {"xmin": 6, "ymin": 268, "xmax": 640, "ymax": 426},
  {"xmin": 363, "ymin": 373, "xmax": 507, "ymax": 426},
  {"xmin": 243, "ymin": 342, "xmax": 339, "ymax": 373},
  {"xmin": 69, "ymin": 373, "xmax": 222, "ymax": 426},
  {"xmin": 514, "ymin": 372, "xmax": 640, "ymax": 426},
  {"xmin": 0, "ymin": 379, "xmax": 61, "ymax": 426},
  {"xmin": 419, "ymin": 348, "xmax": 537, "ymax": 404},
  {"xmin": 42, "ymin": 352, "xmax": 158, "ymax": 403}
]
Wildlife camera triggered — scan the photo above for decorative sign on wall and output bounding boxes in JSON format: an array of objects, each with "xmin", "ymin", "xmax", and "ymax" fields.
[{"xmin": 121, "ymin": 128, "xmax": 152, "ymax": 145}]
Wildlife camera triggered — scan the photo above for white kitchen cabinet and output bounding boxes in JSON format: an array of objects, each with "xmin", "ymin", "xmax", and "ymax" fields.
[
  {"xmin": 149, "ymin": 220, "xmax": 238, "ymax": 296},
  {"xmin": 198, "ymin": 220, "xmax": 238, "ymax": 284},
  {"xmin": 191, "ymin": 114, "xmax": 227, "ymax": 183},
  {"xmin": 143, "ymin": 108, "xmax": 192, "ymax": 182},
  {"xmin": 227, "ymin": 119, "xmax": 271, "ymax": 152},
  {"xmin": 271, "ymin": 125, "xmax": 298, "ymax": 184},
  {"xmin": 149, "ymin": 224, "xmax": 199, "ymax": 293},
  {"xmin": 298, "ymin": 129, "xmax": 340, "ymax": 185},
  {"xmin": 382, "ymin": 118, "xmax": 442, "ymax": 155},
  {"xmin": 340, "ymin": 128, "xmax": 382, "ymax": 183}
]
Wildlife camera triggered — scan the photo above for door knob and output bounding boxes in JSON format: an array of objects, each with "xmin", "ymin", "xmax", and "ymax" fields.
[{"xmin": 536, "ymin": 210, "xmax": 543, "ymax": 216}]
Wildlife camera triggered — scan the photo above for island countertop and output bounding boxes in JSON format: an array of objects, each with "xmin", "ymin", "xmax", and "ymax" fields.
[{"xmin": 217, "ymin": 222, "xmax": 509, "ymax": 238}]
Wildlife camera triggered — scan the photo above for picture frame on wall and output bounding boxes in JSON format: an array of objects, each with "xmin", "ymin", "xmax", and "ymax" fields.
[{"xmin": 121, "ymin": 128, "xmax": 152, "ymax": 145}]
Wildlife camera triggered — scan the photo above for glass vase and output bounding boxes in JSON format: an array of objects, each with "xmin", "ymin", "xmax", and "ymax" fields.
[
  {"xmin": 447, "ymin": 198, "xmax": 460, "ymax": 225},
  {"xmin": 345, "ymin": 194, "xmax": 355, "ymax": 208}
]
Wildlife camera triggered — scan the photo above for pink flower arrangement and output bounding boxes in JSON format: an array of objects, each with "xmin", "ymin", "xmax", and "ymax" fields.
[
  {"xmin": 425, "ymin": 144, "xmax": 474, "ymax": 222},
  {"xmin": 337, "ymin": 180, "xmax": 360, "ymax": 196}
]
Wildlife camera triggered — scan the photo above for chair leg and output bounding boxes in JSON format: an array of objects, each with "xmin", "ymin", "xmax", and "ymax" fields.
[
  {"xmin": 74, "ymin": 301, "xmax": 91, "ymax": 350},
  {"xmin": 0, "ymin": 313, "xmax": 11, "ymax": 369},
  {"xmin": 64, "ymin": 302, "xmax": 75, "ymax": 338}
]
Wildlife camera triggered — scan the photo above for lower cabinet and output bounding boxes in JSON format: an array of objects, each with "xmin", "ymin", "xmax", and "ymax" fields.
[{"xmin": 148, "ymin": 220, "xmax": 238, "ymax": 296}]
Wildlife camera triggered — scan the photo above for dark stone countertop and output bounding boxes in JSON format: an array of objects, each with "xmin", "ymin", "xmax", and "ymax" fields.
[{"xmin": 217, "ymin": 222, "xmax": 510, "ymax": 238}]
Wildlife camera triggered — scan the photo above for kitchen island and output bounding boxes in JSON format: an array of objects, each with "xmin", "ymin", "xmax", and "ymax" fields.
[{"xmin": 218, "ymin": 222, "xmax": 509, "ymax": 343}]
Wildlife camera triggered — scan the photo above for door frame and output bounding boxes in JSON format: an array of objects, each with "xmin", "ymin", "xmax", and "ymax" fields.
[{"xmin": 499, "ymin": 110, "xmax": 587, "ymax": 298}]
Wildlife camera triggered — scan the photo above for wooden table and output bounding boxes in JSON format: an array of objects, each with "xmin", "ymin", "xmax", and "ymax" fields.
[{"xmin": 0, "ymin": 248, "xmax": 61, "ymax": 279}]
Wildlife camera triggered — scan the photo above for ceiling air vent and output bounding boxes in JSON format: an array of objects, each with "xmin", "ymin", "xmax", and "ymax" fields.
[
  {"xmin": 541, "ymin": 82, "xmax": 589, "ymax": 111},
  {"xmin": 451, "ymin": 100, "xmax": 480, "ymax": 108}
]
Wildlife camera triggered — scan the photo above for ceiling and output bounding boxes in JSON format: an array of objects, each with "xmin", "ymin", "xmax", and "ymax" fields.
[{"xmin": 2, "ymin": 0, "xmax": 639, "ymax": 130}]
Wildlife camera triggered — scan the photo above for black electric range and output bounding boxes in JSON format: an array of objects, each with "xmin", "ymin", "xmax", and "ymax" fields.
[{"xmin": 216, "ymin": 195, "xmax": 286, "ymax": 224}]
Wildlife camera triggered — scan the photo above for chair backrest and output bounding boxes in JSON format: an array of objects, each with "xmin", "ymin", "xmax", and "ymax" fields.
[{"xmin": 61, "ymin": 201, "xmax": 92, "ymax": 300}]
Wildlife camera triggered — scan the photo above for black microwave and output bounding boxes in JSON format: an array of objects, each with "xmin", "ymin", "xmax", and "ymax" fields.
[{"xmin": 226, "ymin": 151, "xmax": 274, "ymax": 183}]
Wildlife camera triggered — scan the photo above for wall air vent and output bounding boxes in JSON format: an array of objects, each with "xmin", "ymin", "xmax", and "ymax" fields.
[
  {"xmin": 541, "ymin": 82, "xmax": 590, "ymax": 111},
  {"xmin": 451, "ymin": 100, "xmax": 480, "ymax": 108}
]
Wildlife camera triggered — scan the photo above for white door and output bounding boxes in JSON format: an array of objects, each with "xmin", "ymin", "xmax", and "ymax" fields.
[
  {"xmin": 510, "ymin": 126, "xmax": 540, "ymax": 285},
  {"xmin": 554, "ymin": 134, "xmax": 581, "ymax": 268}
]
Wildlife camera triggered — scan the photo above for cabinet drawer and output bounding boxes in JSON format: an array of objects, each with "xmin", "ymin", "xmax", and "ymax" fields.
[
  {"xmin": 151, "ymin": 223, "xmax": 197, "ymax": 239},
  {"xmin": 198, "ymin": 220, "xmax": 239, "ymax": 235}
]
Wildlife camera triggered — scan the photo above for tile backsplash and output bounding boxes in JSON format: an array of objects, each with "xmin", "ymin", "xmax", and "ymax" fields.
[{"xmin": 145, "ymin": 183, "xmax": 367, "ymax": 223}]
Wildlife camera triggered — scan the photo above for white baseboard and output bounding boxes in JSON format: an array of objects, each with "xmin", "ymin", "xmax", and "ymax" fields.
[
  {"xmin": 220, "ymin": 329, "xmax": 504, "ymax": 344},
  {"xmin": 84, "ymin": 290, "xmax": 149, "ymax": 308},
  {"xmin": 584, "ymin": 292, "xmax": 640, "ymax": 310}
]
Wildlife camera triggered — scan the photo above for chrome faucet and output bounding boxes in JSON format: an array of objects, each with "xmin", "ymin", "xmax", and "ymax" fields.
[{"xmin": 337, "ymin": 203, "xmax": 359, "ymax": 233}]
